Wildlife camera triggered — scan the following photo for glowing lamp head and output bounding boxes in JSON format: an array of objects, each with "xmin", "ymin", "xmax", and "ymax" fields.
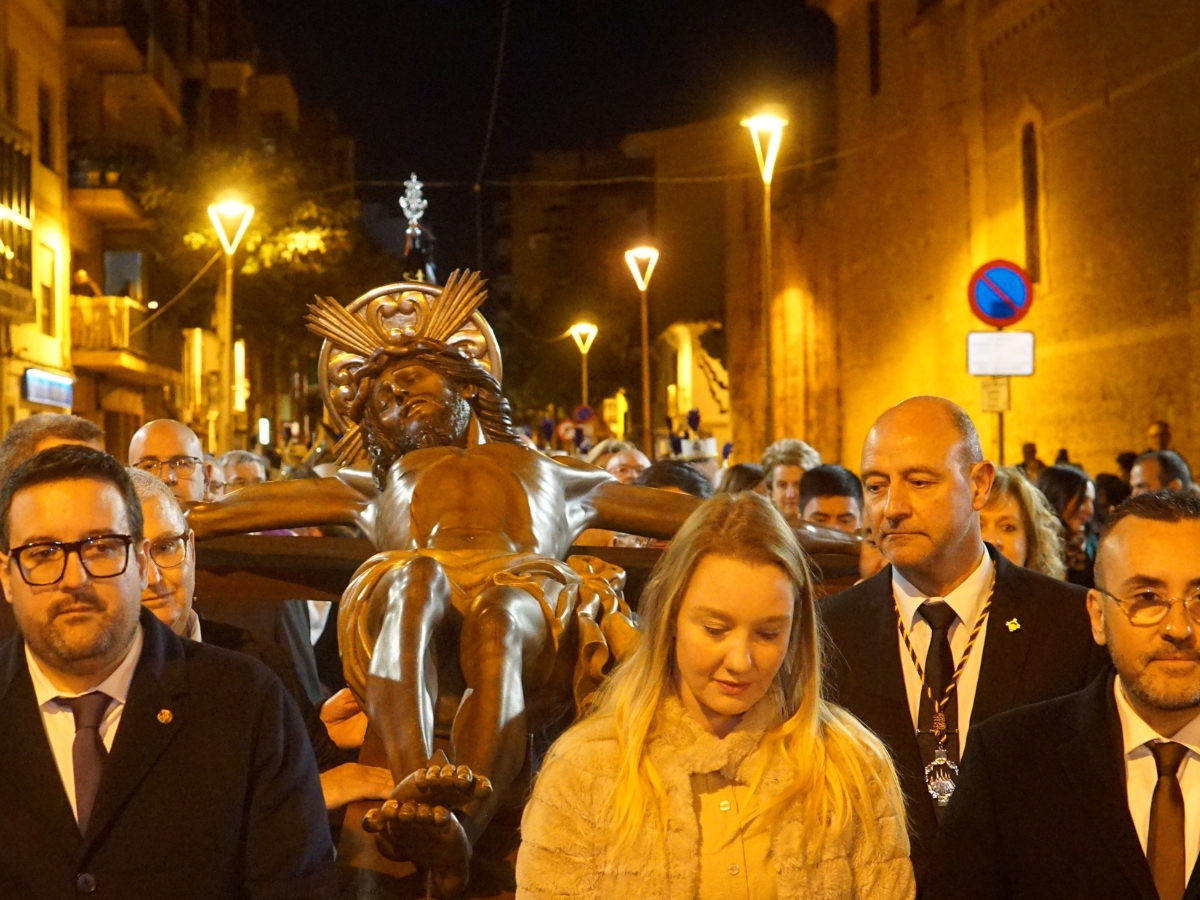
[
  {"xmin": 569, "ymin": 322, "xmax": 598, "ymax": 355},
  {"xmin": 207, "ymin": 196, "xmax": 256, "ymax": 255},
  {"xmin": 624, "ymin": 246, "xmax": 659, "ymax": 293},
  {"xmin": 741, "ymin": 112, "xmax": 788, "ymax": 185}
]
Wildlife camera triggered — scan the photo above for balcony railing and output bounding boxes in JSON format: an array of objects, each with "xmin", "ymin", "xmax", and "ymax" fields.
[
  {"xmin": 70, "ymin": 294, "xmax": 150, "ymax": 357},
  {"xmin": 68, "ymin": 139, "xmax": 153, "ymax": 191}
]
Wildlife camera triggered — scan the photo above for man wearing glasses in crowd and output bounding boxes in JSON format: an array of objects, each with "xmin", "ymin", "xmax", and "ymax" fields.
[
  {"xmin": 0, "ymin": 445, "xmax": 335, "ymax": 898},
  {"xmin": 127, "ymin": 467, "xmax": 393, "ymax": 811},
  {"xmin": 924, "ymin": 491, "xmax": 1200, "ymax": 900},
  {"xmin": 128, "ymin": 419, "xmax": 209, "ymax": 503}
]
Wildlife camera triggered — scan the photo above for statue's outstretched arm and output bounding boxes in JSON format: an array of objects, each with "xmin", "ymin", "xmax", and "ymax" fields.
[
  {"xmin": 588, "ymin": 480, "xmax": 862, "ymax": 556},
  {"xmin": 187, "ymin": 475, "xmax": 370, "ymax": 540}
]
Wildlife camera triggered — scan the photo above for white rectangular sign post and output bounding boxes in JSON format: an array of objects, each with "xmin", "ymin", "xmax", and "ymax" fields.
[
  {"xmin": 967, "ymin": 331, "xmax": 1034, "ymax": 376},
  {"xmin": 968, "ymin": 331, "xmax": 1033, "ymax": 465}
]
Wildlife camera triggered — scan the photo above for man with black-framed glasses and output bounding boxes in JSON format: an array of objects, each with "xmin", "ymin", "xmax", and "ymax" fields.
[
  {"xmin": 0, "ymin": 445, "xmax": 336, "ymax": 898},
  {"xmin": 128, "ymin": 419, "xmax": 209, "ymax": 503},
  {"xmin": 924, "ymin": 490, "xmax": 1200, "ymax": 900}
]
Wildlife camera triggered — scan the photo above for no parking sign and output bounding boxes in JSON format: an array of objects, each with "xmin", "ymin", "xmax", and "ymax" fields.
[{"xmin": 968, "ymin": 260, "xmax": 1033, "ymax": 328}]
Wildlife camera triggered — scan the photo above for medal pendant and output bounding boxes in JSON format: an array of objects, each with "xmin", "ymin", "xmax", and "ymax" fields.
[
  {"xmin": 925, "ymin": 744, "xmax": 959, "ymax": 807},
  {"xmin": 931, "ymin": 709, "xmax": 946, "ymax": 737}
]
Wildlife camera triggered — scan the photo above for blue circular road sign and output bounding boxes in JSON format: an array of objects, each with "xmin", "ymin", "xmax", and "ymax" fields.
[{"xmin": 968, "ymin": 260, "xmax": 1033, "ymax": 328}]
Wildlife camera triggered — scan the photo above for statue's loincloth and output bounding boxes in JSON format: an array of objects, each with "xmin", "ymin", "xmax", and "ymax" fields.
[{"xmin": 338, "ymin": 548, "xmax": 638, "ymax": 713}]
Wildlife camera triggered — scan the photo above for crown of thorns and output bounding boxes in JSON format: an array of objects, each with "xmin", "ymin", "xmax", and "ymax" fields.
[{"xmin": 305, "ymin": 270, "xmax": 491, "ymax": 466}]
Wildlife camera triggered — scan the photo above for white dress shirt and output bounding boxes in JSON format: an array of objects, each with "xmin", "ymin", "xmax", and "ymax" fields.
[
  {"xmin": 25, "ymin": 625, "xmax": 144, "ymax": 821},
  {"xmin": 1115, "ymin": 677, "xmax": 1200, "ymax": 877},
  {"xmin": 893, "ymin": 550, "xmax": 994, "ymax": 753}
]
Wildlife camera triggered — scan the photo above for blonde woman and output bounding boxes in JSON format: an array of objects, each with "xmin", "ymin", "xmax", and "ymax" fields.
[
  {"xmin": 516, "ymin": 493, "xmax": 913, "ymax": 900},
  {"xmin": 979, "ymin": 466, "xmax": 1066, "ymax": 580}
]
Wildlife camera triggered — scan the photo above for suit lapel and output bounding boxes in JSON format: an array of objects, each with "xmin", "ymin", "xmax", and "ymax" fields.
[
  {"xmin": 84, "ymin": 611, "xmax": 187, "ymax": 846},
  {"xmin": 0, "ymin": 636, "xmax": 83, "ymax": 857},
  {"xmin": 971, "ymin": 549, "xmax": 1035, "ymax": 723},
  {"xmin": 1060, "ymin": 671, "xmax": 1158, "ymax": 900}
]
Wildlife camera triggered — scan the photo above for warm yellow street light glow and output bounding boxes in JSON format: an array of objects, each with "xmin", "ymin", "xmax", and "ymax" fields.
[
  {"xmin": 569, "ymin": 321, "xmax": 598, "ymax": 355},
  {"xmin": 625, "ymin": 246, "xmax": 659, "ymax": 292},
  {"xmin": 741, "ymin": 113, "xmax": 788, "ymax": 185},
  {"xmin": 208, "ymin": 197, "xmax": 255, "ymax": 255}
]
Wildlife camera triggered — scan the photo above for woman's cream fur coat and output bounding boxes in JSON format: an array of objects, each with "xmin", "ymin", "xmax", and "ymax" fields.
[{"xmin": 516, "ymin": 695, "xmax": 915, "ymax": 900}]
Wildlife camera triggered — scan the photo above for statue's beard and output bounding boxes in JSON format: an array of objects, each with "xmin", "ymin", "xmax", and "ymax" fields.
[{"xmin": 359, "ymin": 394, "xmax": 472, "ymax": 485}]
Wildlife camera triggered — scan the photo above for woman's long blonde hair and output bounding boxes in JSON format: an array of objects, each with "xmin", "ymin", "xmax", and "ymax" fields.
[
  {"xmin": 557, "ymin": 492, "xmax": 905, "ymax": 854},
  {"xmin": 986, "ymin": 466, "xmax": 1066, "ymax": 580}
]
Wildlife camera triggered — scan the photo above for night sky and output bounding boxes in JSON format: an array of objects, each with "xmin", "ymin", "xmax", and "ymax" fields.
[{"xmin": 245, "ymin": 0, "xmax": 835, "ymax": 267}]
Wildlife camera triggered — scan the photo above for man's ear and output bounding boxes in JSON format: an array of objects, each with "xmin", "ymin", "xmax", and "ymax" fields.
[
  {"xmin": 0, "ymin": 551, "xmax": 12, "ymax": 603},
  {"xmin": 133, "ymin": 538, "xmax": 150, "ymax": 591},
  {"xmin": 1169, "ymin": 479, "xmax": 1185, "ymax": 492},
  {"xmin": 969, "ymin": 460, "xmax": 997, "ymax": 511},
  {"xmin": 1086, "ymin": 589, "xmax": 1108, "ymax": 648}
]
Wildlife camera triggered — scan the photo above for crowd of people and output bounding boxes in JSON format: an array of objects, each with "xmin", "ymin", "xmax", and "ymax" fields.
[{"xmin": 0, "ymin": 402, "xmax": 1198, "ymax": 899}]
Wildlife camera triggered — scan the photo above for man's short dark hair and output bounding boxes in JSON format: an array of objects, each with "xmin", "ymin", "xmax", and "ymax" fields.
[
  {"xmin": 0, "ymin": 446, "xmax": 142, "ymax": 551},
  {"xmin": 0, "ymin": 413, "xmax": 104, "ymax": 486},
  {"xmin": 1135, "ymin": 450, "xmax": 1192, "ymax": 489},
  {"xmin": 1102, "ymin": 489, "xmax": 1200, "ymax": 536},
  {"xmin": 799, "ymin": 464, "xmax": 864, "ymax": 512},
  {"xmin": 634, "ymin": 460, "xmax": 714, "ymax": 499},
  {"xmin": 1096, "ymin": 490, "xmax": 1200, "ymax": 585}
]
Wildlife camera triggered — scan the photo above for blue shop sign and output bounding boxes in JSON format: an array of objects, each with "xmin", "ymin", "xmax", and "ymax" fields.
[{"xmin": 23, "ymin": 369, "xmax": 73, "ymax": 409}]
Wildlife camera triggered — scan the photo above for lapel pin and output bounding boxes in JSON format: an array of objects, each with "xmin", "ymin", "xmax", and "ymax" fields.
[
  {"xmin": 1006, "ymin": 618, "xmax": 1021, "ymax": 632},
  {"xmin": 157, "ymin": 709, "xmax": 173, "ymax": 724}
]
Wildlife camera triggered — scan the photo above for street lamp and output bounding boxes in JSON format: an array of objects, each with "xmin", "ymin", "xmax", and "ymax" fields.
[
  {"xmin": 207, "ymin": 196, "xmax": 255, "ymax": 451},
  {"xmin": 568, "ymin": 322, "xmax": 598, "ymax": 407},
  {"xmin": 625, "ymin": 245, "xmax": 659, "ymax": 456},
  {"xmin": 742, "ymin": 110, "xmax": 786, "ymax": 444}
]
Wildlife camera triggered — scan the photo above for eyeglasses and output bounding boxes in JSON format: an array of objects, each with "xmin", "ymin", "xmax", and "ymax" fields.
[
  {"xmin": 148, "ymin": 532, "xmax": 189, "ymax": 569},
  {"xmin": 132, "ymin": 456, "xmax": 201, "ymax": 478},
  {"xmin": 8, "ymin": 535, "xmax": 134, "ymax": 586},
  {"xmin": 1096, "ymin": 587, "xmax": 1200, "ymax": 627}
]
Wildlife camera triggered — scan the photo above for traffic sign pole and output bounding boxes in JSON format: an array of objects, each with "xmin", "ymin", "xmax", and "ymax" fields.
[{"xmin": 969, "ymin": 260, "xmax": 1033, "ymax": 465}]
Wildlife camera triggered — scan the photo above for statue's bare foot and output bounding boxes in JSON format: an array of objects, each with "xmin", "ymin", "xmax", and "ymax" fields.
[
  {"xmin": 363, "ymin": 801, "xmax": 471, "ymax": 898},
  {"xmin": 387, "ymin": 753, "xmax": 493, "ymax": 810}
]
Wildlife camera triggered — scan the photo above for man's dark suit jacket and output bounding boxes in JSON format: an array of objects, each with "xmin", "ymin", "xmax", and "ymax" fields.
[
  {"xmin": 200, "ymin": 614, "xmax": 352, "ymax": 772},
  {"xmin": 0, "ymin": 608, "xmax": 337, "ymax": 900},
  {"xmin": 820, "ymin": 544, "xmax": 1110, "ymax": 877},
  {"xmin": 921, "ymin": 669, "xmax": 1200, "ymax": 900}
]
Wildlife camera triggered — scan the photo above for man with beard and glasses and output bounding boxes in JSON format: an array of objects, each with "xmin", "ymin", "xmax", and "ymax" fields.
[
  {"xmin": 0, "ymin": 445, "xmax": 335, "ymax": 899},
  {"xmin": 0, "ymin": 413, "xmax": 106, "ymax": 646},
  {"xmin": 924, "ymin": 490, "xmax": 1200, "ymax": 900},
  {"xmin": 186, "ymin": 271, "xmax": 860, "ymax": 898}
]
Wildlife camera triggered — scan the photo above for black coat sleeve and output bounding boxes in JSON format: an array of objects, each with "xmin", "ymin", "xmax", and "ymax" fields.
[
  {"xmin": 919, "ymin": 727, "xmax": 1011, "ymax": 900},
  {"xmin": 242, "ymin": 668, "xmax": 338, "ymax": 900}
]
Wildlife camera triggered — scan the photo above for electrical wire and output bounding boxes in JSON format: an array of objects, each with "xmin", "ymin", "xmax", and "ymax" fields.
[
  {"xmin": 129, "ymin": 250, "xmax": 223, "ymax": 335},
  {"xmin": 475, "ymin": 0, "xmax": 513, "ymax": 268}
]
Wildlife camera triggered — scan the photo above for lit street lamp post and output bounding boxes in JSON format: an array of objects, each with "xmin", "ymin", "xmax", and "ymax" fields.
[
  {"xmin": 742, "ymin": 111, "xmax": 786, "ymax": 445},
  {"xmin": 208, "ymin": 197, "xmax": 255, "ymax": 451},
  {"xmin": 568, "ymin": 322, "xmax": 598, "ymax": 408},
  {"xmin": 624, "ymin": 246, "xmax": 659, "ymax": 456}
]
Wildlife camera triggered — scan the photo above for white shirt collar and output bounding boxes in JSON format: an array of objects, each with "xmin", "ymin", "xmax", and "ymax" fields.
[
  {"xmin": 26, "ymin": 624, "xmax": 144, "ymax": 708},
  {"xmin": 1115, "ymin": 675, "xmax": 1200, "ymax": 757},
  {"xmin": 892, "ymin": 548, "xmax": 994, "ymax": 629},
  {"xmin": 183, "ymin": 610, "xmax": 202, "ymax": 642}
]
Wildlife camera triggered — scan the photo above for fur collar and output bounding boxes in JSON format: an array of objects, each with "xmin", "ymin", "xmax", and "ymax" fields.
[{"xmin": 647, "ymin": 692, "xmax": 780, "ymax": 782}]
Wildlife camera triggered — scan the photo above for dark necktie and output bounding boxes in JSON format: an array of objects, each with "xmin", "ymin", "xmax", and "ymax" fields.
[
  {"xmin": 1148, "ymin": 741, "xmax": 1189, "ymax": 900},
  {"xmin": 58, "ymin": 692, "xmax": 111, "ymax": 834},
  {"xmin": 916, "ymin": 601, "xmax": 960, "ymax": 777}
]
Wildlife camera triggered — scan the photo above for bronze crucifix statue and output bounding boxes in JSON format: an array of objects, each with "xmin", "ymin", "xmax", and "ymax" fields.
[{"xmin": 188, "ymin": 271, "xmax": 856, "ymax": 897}]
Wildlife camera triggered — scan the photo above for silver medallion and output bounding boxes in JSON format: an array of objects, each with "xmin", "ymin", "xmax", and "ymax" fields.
[{"xmin": 925, "ymin": 745, "xmax": 959, "ymax": 806}]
